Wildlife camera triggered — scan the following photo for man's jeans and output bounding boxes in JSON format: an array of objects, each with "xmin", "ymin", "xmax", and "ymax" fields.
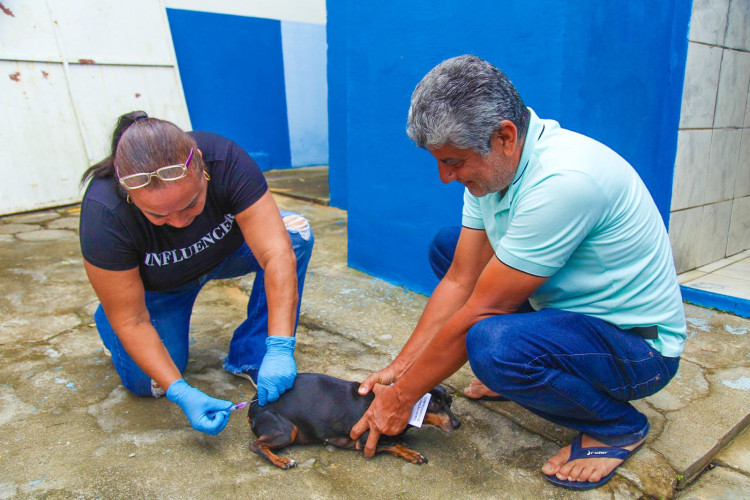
[
  {"xmin": 94, "ymin": 211, "xmax": 314, "ymax": 397},
  {"xmin": 429, "ymin": 226, "xmax": 679, "ymax": 446}
]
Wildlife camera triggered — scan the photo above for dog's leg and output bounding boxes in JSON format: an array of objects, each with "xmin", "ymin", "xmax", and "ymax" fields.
[
  {"xmin": 376, "ymin": 443, "xmax": 428, "ymax": 464},
  {"xmin": 324, "ymin": 436, "xmax": 359, "ymax": 450},
  {"xmin": 326, "ymin": 436, "xmax": 427, "ymax": 464},
  {"xmin": 250, "ymin": 427, "xmax": 299, "ymax": 469},
  {"xmin": 249, "ymin": 412, "xmax": 300, "ymax": 469}
]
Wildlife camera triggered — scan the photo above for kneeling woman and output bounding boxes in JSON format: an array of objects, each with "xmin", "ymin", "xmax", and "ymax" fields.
[{"xmin": 79, "ymin": 111, "xmax": 313, "ymax": 435}]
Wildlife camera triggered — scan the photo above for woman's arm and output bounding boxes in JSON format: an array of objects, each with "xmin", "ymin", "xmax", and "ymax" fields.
[
  {"xmin": 83, "ymin": 261, "xmax": 181, "ymax": 391},
  {"xmin": 84, "ymin": 260, "xmax": 233, "ymax": 434},
  {"xmin": 234, "ymin": 190, "xmax": 301, "ymax": 404},
  {"xmin": 234, "ymin": 191, "xmax": 298, "ymax": 338}
]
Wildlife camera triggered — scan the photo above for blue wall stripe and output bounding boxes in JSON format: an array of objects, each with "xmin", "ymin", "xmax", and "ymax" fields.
[
  {"xmin": 326, "ymin": 1, "xmax": 348, "ymax": 209},
  {"xmin": 166, "ymin": 9, "xmax": 291, "ymax": 170},
  {"xmin": 681, "ymin": 286, "xmax": 750, "ymax": 318},
  {"xmin": 281, "ymin": 21, "xmax": 329, "ymax": 168}
]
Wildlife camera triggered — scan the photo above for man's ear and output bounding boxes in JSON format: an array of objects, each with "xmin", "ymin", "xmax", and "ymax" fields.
[{"xmin": 492, "ymin": 121, "xmax": 518, "ymax": 155}]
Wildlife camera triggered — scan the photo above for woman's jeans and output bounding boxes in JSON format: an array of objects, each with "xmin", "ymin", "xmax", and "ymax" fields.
[
  {"xmin": 429, "ymin": 226, "xmax": 680, "ymax": 446},
  {"xmin": 94, "ymin": 211, "xmax": 314, "ymax": 397}
]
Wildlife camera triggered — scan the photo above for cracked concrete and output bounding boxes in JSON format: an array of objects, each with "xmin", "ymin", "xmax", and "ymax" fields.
[{"xmin": 0, "ymin": 197, "xmax": 749, "ymax": 499}]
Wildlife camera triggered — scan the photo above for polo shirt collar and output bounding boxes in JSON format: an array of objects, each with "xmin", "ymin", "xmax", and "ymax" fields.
[
  {"xmin": 493, "ymin": 108, "xmax": 543, "ymax": 208},
  {"xmin": 509, "ymin": 107, "xmax": 543, "ymax": 189}
]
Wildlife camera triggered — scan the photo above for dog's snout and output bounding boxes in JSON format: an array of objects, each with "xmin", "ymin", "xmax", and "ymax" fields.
[{"xmin": 451, "ymin": 417, "xmax": 461, "ymax": 430}]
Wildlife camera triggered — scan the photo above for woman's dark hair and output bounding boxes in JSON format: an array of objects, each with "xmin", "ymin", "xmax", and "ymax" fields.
[{"xmin": 80, "ymin": 111, "xmax": 199, "ymax": 190}]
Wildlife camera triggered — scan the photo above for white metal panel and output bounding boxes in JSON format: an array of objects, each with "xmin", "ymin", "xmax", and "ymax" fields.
[
  {"xmin": 0, "ymin": 0, "xmax": 191, "ymax": 214},
  {"xmin": 70, "ymin": 64, "xmax": 192, "ymax": 163},
  {"xmin": 48, "ymin": 0, "xmax": 176, "ymax": 65},
  {"xmin": 0, "ymin": 1, "xmax": 59, "ymax": 61},
  {"xmin": 0, "ymin": 60, "xmax": 89, "ymax": 215}
]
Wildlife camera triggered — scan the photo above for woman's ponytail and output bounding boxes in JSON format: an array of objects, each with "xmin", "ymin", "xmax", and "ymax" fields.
[{"xmin": 80, "ymin": 110, "xmax": 149, "ymax": 188}]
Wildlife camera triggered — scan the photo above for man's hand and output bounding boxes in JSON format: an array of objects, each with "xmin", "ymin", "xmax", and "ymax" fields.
[
  {"xmin": 349, "ymin": 384, "xmax": 413, "ymax": 457},
  {"xmin": 356, "ymin": 364, "xmax": 401, "ymax": 396},
  {"xmin": 257, "ymin": 336, "xmax": 297, "ymax": 406}
]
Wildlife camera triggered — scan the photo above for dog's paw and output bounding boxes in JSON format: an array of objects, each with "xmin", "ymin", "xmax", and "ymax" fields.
[
  {"xmin": 272, "ymin": 457, "xmax": 298, "ymax": 469},
  {"xmin": 402, "ymin": 449, "xmax": 428, "ymax": 465}
]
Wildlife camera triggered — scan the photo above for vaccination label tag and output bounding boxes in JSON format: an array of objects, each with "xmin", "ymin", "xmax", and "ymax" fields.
[{"xmin": 408, "ymin": 393, "xmax": 432, "ymax": 428}]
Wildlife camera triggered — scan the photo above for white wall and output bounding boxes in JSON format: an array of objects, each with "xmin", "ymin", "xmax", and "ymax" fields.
[
  {"xmin": 670, "ymin": 0, "xmax": 750, "ymax": 273},
  {"xmin": 0, "ymin": 0, "xmax": 190, "ymax": 215}
]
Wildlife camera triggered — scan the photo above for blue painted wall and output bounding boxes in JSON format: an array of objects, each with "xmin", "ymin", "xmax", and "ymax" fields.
[
  {"xmin": 556, "ymin": 2, "xmax": 691, "ymax": 218},
  {"xmin": 167, "ymin": 9, "xmax": 329, "ymax": 170},
  {"xmin": 167, "ymin": 9, "xmax": 290, "ymax": 169},
  {"xmin": 327, "ymin": 0, "xmax": 691, "ymax": 294},
  {"xmin": 326, "ymin": 2, "xmax": 348, "ymax": 208}
]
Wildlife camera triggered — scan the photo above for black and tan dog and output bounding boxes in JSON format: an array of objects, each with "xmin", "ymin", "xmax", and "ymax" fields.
[{"xmin": 248, "ymin": 373, "xmax": 461, "ymax": 469}]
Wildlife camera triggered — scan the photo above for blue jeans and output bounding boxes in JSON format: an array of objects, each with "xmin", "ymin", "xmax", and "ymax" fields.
[
  {"xmin": 429, "ymin": 226, "xmax": 680, "ymax": 446},
  {"xmin": 95, "ymin": 211, "xmax": 314, "ymax": 397}
]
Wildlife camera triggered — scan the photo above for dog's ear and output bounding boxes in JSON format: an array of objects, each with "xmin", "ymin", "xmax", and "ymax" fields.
[
  {"xmin": 426, "ymin": 385, "xmax": 454, "ymax": 414},
  {"xmin": 429, "ymin": 385, "xmax": 450, "ymax": 404}
]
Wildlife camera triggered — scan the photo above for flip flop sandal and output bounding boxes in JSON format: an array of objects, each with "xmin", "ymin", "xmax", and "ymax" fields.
[
  {"xmin": 544, "ymin": 433, "xmax": 644, "ymax": 490},
  {"xmin": 471, "ymin": 395, "xmax": 509, "ymax": 401}
]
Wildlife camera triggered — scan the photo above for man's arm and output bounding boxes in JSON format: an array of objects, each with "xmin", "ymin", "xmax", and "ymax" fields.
[
  {"xmin": 358, "ymin": 227, "xmax": 495, "ymax": 391},
  {"xmin": 351, "ymin": 254, "xmax": 547, "ymax": 457}
]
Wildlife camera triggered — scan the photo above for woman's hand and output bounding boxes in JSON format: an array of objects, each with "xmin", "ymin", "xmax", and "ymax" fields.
[
  {"xmin": 166, "ymin": 379, "xmax": 233, "ymax": 435},
  {"xmin": 257, "ymin": 336, "xmax": 297, "ymax": 406}
]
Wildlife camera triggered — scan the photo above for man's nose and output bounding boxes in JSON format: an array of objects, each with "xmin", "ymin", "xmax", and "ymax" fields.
[{"xmin": 438, "ymin": 163, "xmax": 456, "ymax": 184}]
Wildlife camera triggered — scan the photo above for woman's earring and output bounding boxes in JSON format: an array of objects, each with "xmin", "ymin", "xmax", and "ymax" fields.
[
  {"xmin": 203, "ymin": 171, "xmax": 211, "ymax": 181},
  {"xmin": 126, "ymin": 194, "xmax": 133, "ymax": 204}
]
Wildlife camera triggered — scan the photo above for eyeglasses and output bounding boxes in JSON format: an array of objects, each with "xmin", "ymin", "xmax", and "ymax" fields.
[{"xmin": 117, "ymin": 148, "xmax": 194, "ymax": 189}]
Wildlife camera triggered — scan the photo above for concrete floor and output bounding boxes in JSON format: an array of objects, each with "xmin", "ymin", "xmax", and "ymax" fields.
[{"xmin": 1, "ymin": 193, "xmax": 749, "ymax": 499}]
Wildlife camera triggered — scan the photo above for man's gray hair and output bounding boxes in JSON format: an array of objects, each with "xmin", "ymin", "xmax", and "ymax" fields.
[{"xmin": 407, "ymin": 55, "xmax": 530, "ymax": 156}]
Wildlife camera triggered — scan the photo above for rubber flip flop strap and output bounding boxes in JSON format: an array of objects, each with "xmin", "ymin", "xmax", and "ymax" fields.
[{"xmin": 569, "ymin": 433, "xmax": 632, "ymax": 462}]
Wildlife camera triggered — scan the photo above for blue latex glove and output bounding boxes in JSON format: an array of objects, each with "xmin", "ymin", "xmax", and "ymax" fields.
[
  {"xmin": 257, "ymin": 336, "xmax": 297, "ymax": 406},
  {"xmin": 166, "ymin": 379, "xmax": 233, "ymax": 435}
]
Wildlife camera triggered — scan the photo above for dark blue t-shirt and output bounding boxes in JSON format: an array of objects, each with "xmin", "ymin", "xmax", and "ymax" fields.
[{"xmin": 79, "ymin": 131, "xmax": 268, "ymax": 292}]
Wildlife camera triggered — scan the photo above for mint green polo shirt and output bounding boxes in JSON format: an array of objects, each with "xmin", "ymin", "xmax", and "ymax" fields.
[{"xmin": 462, "ymin": 109, "xmax": 686, "ymax": 357}]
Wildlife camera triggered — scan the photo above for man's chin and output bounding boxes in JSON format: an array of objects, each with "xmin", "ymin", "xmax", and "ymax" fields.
[{"xmin": 466, "ymin": 185, "xmax": 489, "ymax": 197}]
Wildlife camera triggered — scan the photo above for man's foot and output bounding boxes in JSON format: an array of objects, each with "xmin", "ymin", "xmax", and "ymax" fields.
[
  {"xmin": 542, "ymin": 434, "xmax": 645, "ymax": 489},
  {"xmin": 462, "ymin": 379, "xmax": 508, "ymax": 401}
]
